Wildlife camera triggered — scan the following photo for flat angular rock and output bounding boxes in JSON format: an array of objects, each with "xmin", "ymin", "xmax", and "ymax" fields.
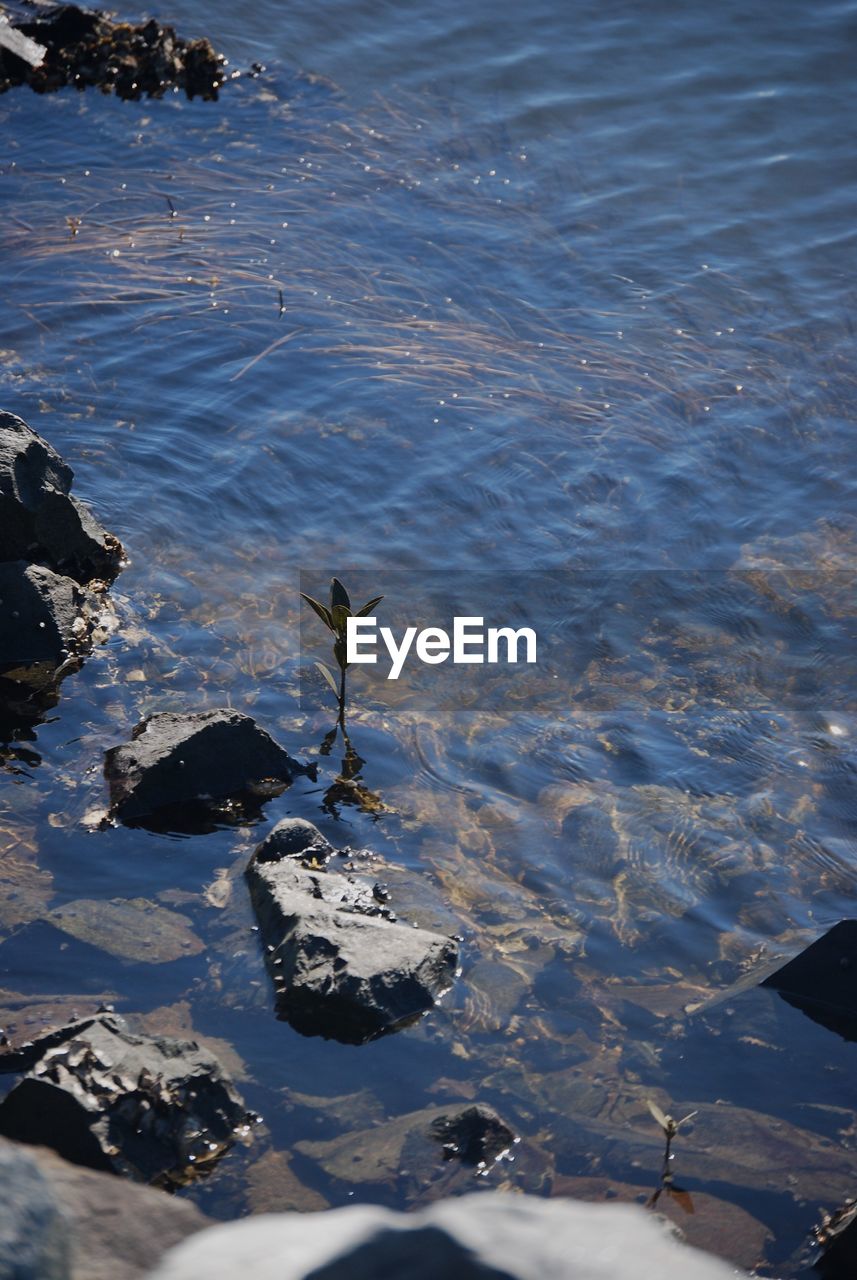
[
  {"xmin": 246, "ymin": 839, "xmax": 458, "ymax": 1044},
  {"xmin": 0, "ymin": 1014, "xmax": 249, "ymax": 1185},
  {"xmin": 146, "ymin": 1191, "xmax": 741, "ymax": 1280},
  {"xmin": 760, "ymin": 919, "xmax": 857, "ymax": 1040},
  {"xmin": 104, "ymin": 709, "xmax": 314, "ymax": 828},
  {"xmin": 0, "ymin": 412, "xmax": 123, "ymax": 584}
]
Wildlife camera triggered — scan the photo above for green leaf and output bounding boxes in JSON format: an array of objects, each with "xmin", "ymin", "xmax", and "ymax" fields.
[
  {"xmin": 356, "ymin": 595, "xmax": 384, "ymax": 617},
  {"xmin": 333, "ymin": 637, "xmax": 348, "ymax": 671},
  {"xmin": 330, "ymin": 578, "xmax": 351, "ymax": 611},
  {"xmin": 301, "ymin": 593, "xmax": 334, "ymax": 631},
  {"xmin": 331, "ymin": 603, "xmax": 351, "ymax": 636},
  {"xmin": 314, "ymin": 662, "xmax": 339, "ymax": 695}
]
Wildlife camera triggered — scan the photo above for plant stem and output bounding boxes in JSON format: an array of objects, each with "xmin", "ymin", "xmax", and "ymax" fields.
[{"xmin": 337, "ymin": 665, "xmax": 347, "ymax": 730}]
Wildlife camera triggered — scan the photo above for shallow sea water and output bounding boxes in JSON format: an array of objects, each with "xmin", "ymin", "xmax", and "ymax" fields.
[{"xmin": 0, "ymin": 0, "xmax": 855, "ymax": 1271}]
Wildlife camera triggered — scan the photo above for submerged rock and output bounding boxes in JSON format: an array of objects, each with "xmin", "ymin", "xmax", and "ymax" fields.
[
  {"xmin": 430, "ymin": 1103, "xmax": 517, "ymax": 1167},
  {"xmin": 0, "ymin": 412, "xmax": 123, "ymax": 585},
  {"xmin": 0, "ymin": 5, "xmax": 228, "ymax": 101},
  {"xmin": 295, "ymin": 1101, "xmax": 518, "ymax": 1199},
  {"xmin": 104, "ymin": 709, "xmax": 314, "ymax": 829},
  {"xmin": 246, "ymin": 823, "xmax": 458, "ymax": 1043},
  {"xmin": 0, "ymin": 1014, "xmax": 249, "ymax": 1185},
  {"xmin": 146, "ymin": 1190, "xmax": 742, "ymax": 1280}
]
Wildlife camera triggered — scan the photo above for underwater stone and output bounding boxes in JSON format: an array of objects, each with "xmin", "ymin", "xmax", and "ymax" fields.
[
  {"xmin": 104, "ymin": 709, "xmax": 315, "ymax": 827},
  {"xmin": 246, "ymin": 851, "xmax": 458, "ymax": 1044},
  {"xmin": 430, "ymin": 1103, "xmax": 517, "ymax": 1167},
  {"xmin": 0, "ymin": 1014, "xmax": 248, "ymax": 1185},
  {"xmin": 145, "ymin": 1190, "xmax": 743, "ymax": 1280},
  {"xmin": 0, "ymin": 411, "xmax": 123, "ymax": 584}
]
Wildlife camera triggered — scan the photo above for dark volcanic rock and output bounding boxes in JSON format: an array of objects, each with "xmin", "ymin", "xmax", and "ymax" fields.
[
  {"xmin": 246, "ymin": 842, "xmax": 458, "ymax": 1044},
  {"xmin": 430, "ymin": 1104, "xmax": 517, "ymax": 1167},
  {"xmin": 104, "ymin": 709, "xmax": 315, "ymax": 829},
  {"xmin": 0, "ymin": 412, "xmax": 123, "ymax": 584},
  {"xmin": 760, "ymin": 919, "xmax": 857, "ymax": 1040},
  {"xmin": 0, "ymin": 5, "xmax": 228, "ymax": 101},
  {"xmin": 0, "ymin": 561, "xmax": 97, "ymax": 674},
  {"xmin": 0, "ymin": 1014, "xmax": 248, "ymax": 1185}
]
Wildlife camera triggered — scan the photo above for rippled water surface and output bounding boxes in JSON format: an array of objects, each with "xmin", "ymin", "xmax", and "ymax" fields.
[{"xmin": 0, "ymin": 0, "xmax": 855, "ymax": 1271}]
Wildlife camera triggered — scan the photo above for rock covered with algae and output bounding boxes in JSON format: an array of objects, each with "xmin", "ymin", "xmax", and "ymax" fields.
[{"xmin": 0, "ymin": 4, "xmax": 229, "ymax": 101}]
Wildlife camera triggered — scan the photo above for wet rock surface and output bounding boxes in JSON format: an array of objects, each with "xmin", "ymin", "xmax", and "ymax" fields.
[
  {"xmin": 0, "ymin": 561, "xmax": 93, "ymax": 666},
  {"xmin": 145, "ymin": 1191, "xmax": 743, "ymax": 1280},
  {"xmin": 0, "ymin": 1136, "xmax": 209, "ymax": 1280},
  {"xmin": 252, "ymin": 816, "xmax": 337, "ymax": 866},
  {"xmin": 0, "ymin": 410, "xmax": 122, "ymax": 734},
  {"xmin": 0, "ymin": 411, "xmax": 122, "ymax": 584},
  {"xmin": 0, "ymin": 4, "xmax": 228, "ymax": 100},
  {"xmin": 104, "ymin": 708, "xmax": 315, "ymax": 829},
  {"xmin": 0, "ymin": 1013, "xmax": 249, "ymax": 1184},
  {"xmin": 246, "ymin": 820, "xmax": 458, "ymax": 1043}
]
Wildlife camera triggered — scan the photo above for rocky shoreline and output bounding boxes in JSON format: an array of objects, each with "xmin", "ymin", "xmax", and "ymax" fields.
[{"xmin": 0, "ymin": 411, "xmax": 771, "ymax": 1278}]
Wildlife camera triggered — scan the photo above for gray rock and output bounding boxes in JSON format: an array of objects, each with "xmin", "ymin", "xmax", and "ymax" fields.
[
  {"xmin": 144, "ymin": 1191, "xmax": 744, "ymax": 1280},
  {"xmin": 253, "ymin": 817, "xmax": 336, "ymax": 865},
  {"xmin": 0, "ymin": 1139, "xmax": 70, "ymax": 1280},
  {"xmin": 246, "ymin": 849, "xmax": 458, "ymax": 1044},
  {"xmin": 0, "ymin": 561, "xmax": 97, "ymax": 681},
  {"xmin": 0, "ymin": 411, "xmax": 123, "ymax": 584},
  {"xmin": 1, "ymin": 1137, "xmax": 208, "ymax": 1280},
  {"xmin": 104, "ymin": 709, "xmax": 315, "ymax": 828},
  {"xmin": 0, "ymin": 1014, "xmax": 249, "ymax": 1185}
]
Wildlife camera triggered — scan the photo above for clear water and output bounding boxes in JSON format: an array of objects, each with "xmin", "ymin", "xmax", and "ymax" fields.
[{"xmin": 0, "ymin": 0, "xmax": 855, "ymax": 1271}]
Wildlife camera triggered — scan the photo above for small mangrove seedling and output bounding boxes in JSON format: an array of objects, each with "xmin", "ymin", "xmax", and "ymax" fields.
[
  {"xmin": 301, "ymin": 577, "xmax": 383, "ymax": 729},
  {"xmin": 646, "ymin": 1099, "xmax": 697, "ymax": 1213}
]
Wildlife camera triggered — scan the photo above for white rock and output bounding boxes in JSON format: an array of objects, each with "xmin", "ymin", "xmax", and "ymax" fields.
[{"xmin": 145, "ymin": 1191, "xmax": 745, "ymax": 1280}]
